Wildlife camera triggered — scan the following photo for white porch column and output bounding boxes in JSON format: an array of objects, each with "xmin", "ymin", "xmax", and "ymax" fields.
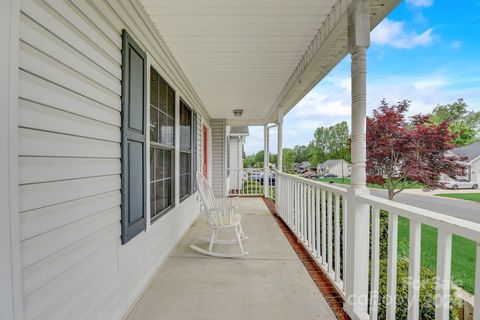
[
  {"xmin": 263, "ymin": 124, "xmax": 270, "ymax": 198},
  {"xmin": 277, "ymin": 107, "xmax": 284, "ymax": 172},
  {"xmin": 344, "ymin": 0, "xmax": 371, "ymax": 319}
]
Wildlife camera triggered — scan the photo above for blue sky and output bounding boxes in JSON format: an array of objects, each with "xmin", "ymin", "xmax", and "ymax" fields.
[{"xmin": 245, "ymin": 0, "xmax": 480, "ymax": 154}]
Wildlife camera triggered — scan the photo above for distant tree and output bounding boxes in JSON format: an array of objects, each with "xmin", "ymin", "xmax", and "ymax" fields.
[
  {"xmin": 243, "ymin": 150, "xmax": 265, "ymax": 168},
  {"xmin": 367, "ymin": 100, "xmax": 466, "ymax": 200},
  {"xmin": 270, "ymin": 154, "xmax": 278, "ymax": 167},
  {"xmin": 312, "ymin": 121, "xmax": 351, "ymax": 163},
  {"xmin": 293, "ymin": 145, "xmax": 310, "ymax": 163},
  {"xmin": 243, "ymin": 154, "xmax": 255, "ymax": 168},
  {"xmin": 282, "ymin": 148, "xmax": 295, "ymax": 172},
  {"xmin": 431, "ymin": 98, "xmax": 480, "ymax": 146}
]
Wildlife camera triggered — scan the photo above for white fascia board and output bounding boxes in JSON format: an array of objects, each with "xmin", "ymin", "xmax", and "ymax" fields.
[{"xmin": 265, "ymin": 0, "xmax": 400, "ymax": 123}]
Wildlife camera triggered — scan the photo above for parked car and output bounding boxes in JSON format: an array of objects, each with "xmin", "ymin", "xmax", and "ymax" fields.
[
  {"xmin": 303, "ymin": 170, "xmax": 319, "ymax": 179},
  {"xmin": 323, "ymin": 173, "xmax": 338, "ymax": 178},
  {"xmin": 255, "ymin": 173, "xmax": 276, "ymax": 186},
  {"xmin": 441, "ymin": 179, "xmax": 478, "ymax": 190}
]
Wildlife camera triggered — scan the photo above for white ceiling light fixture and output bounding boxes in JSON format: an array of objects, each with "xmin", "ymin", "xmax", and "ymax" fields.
[{"xmin": 233, "ymin": 109, "xmax": 244, "ymax": 117}]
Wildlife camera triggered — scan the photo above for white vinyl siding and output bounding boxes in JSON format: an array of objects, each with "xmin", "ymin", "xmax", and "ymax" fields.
[
  {"xmin": 18, "ymin": 1, "xmax": 208, "ymax": 319},
  {"xmin": 228, "ymin": 137, "xmax": 243, "ymax": 190},
  {"xmin": 211, "ymin": 119, "xmax": 226, "ymax": 197}
]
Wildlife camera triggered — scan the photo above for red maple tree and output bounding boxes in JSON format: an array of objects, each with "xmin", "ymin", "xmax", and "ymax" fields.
[{"xmin": 366, "ymin": 100, "xmax": 466, "ymax": 200}]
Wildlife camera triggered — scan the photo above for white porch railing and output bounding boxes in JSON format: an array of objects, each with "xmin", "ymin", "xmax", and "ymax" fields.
[
  {"xmin": 227, "ymin": 168, "xmax": 275, "ymax": 197},
  {"xmin": 275, "ymin": 171, "xmax": 348, "ymax": 296},
  {"xmin": 275, "ymin": 171, "xmax": 480, "ymax": 320}
]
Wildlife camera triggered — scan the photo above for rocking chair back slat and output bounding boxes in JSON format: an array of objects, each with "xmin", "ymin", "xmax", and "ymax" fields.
[
  {"xmin": 196, "ymin": 172, "xmax": 221, "ymax": 226},
  {"xmin": 192, "ymin": 172, "xmax": 248, "ymax": 257}
]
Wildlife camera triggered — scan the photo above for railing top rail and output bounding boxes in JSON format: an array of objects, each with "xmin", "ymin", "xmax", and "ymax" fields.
[
  {"xmin": 357, "ymin": 193, "xmax": 480, "ymax": 242},
  {"xmin": 274, "ymin": 170, "xmax": 348, "ymax": 195}
]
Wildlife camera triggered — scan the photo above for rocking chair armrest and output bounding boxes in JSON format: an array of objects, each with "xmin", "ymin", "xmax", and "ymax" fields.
[
  {"xmin": 218, "ymin": 197, "xmax": 239, "ymax": 210},
  {"xmin": 207, "ymin": 206, "xmax": 235, "ymax": 215},
  {"xmin": 206, "ymin": 206, "xmax": 235, "ymax": 225}
]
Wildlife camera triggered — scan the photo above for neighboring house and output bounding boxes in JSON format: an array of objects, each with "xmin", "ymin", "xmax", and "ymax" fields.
[
  {"xmin": 227, "ymin": 126, "xmax": 249, "ymax": 191},
  {"xmin": 447, "ymin": 141, "xmax": 480, "ymax": 183},
  {"xmin": 294, "ymin": 161, "xmax": 311, "ymax": 173},
  {"xmin": 317, "ymin": 160, "xmax": 351, "ymax": 177}
]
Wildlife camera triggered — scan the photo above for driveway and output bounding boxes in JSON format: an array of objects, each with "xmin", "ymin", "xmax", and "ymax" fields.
[{"xmin": 370, "ymin": 189, "xmax": 480, "ymax": 223}]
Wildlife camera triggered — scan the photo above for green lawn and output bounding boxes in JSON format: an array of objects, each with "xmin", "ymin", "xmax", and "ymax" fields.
[
  {"xmin": 316, "ymin": 177, "xmax": 423, "ymax": 189},
  {"xmin": 436, "ymin": 193, "xmax": 480, "ymax": 203},
  {"xmin": 308, "ymin": 177, "xmax": 477, "ymax": 293},
  {"xmin": 397, "ymin": 217, "xmax": 477, "ymax": 294}
]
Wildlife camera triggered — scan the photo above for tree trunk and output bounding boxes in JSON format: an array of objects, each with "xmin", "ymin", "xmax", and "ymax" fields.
[{"xmin": 388, "ymin": 189, "xmax": 395, "ymax": 200}]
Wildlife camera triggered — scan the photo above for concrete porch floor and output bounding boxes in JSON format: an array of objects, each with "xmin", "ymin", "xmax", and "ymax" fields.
[{"xmin": 127, "ymin": 198, "xmax": 336, "ymax": 320}]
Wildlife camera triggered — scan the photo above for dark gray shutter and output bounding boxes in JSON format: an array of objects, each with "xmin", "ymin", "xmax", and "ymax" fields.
[{"xmin": 121, "ymin": 30, "xmax": 147, "ymax": 244}]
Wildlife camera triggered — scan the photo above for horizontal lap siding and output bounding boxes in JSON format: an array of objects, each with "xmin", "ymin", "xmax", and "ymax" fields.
[
  {"xmin": 211, "ymin": 119, "xmax": 226, "ymax": 197},
  {"xmin": 18, "ymin": 0, "xmax": 205, "ymax": 319}
]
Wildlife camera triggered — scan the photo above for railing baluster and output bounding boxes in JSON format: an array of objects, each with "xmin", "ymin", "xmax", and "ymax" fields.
[
  {"xmin": 306, "ymin": 185, "xmax": 310, "ymax": 247},
  {"xmin": 303, "ymin": 183, "xmax": 307, "ymax": 242},
  {"xmin": 327, "ymin": 191, "xmax": 333, "ymax": 273},
  {"xmin": 289, "ymin": 177, "xmax": 292, "ymax": 226},
  {"xmin": 309, "ymin": 185, "xmax": 313, "ymax": 249},
  {"xmin": 386, "ymin": 212, "xmax": 398, "ymax": 319},
  {"xmin": 370, "ymin": 207, "xmax": 381, "ymax": 320},
  {"xmin": 475, "ymin": 242, "xmax": 480, "ymax": 320},
  {"xmin": 321, "ymin": 189, "xmax": 327, "ymax": 265},
  {"xmin": 343, "ymin": 196, "xmax": 347, "ymax": 291},
  {"xmin": 334, "ymin": 193, "xmax": 341, "ymax": 282},
  {"xmin": 435, "ymin": 230, "xmax": 452, "ymax": 320},
  {"xmin": 301, "ymin": 183, "xmax": 304, "ymax": 239},
  {"xmin": 408, "ymin": 220, "xmax": 421, "ymax": 320},
  {"xmin": 295, "ymin": 180, "xmax": 299, "ymax": 234},
  {"xmin": 316, "ymin": 187, "xmax": 321, "ymax": 259}
]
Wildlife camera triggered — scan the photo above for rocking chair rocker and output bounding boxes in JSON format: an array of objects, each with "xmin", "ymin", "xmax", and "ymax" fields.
[{"xmin": 190, "ymin": 172, "xmax": 248, "ymax": 258}]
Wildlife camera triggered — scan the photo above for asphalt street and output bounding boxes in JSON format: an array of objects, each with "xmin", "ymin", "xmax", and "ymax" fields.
[{"xmin": 369, "ymin": 189, "xmax": 480, "ymax": 223}]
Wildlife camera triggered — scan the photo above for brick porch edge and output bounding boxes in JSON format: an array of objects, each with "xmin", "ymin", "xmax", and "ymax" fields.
[{"xmin": 262, "ymin": 197, "xmax": 350, "ymax": 320}]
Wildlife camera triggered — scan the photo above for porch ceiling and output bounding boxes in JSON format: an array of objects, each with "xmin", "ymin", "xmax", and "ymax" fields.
[{"xmin": 140, "ymin": 0, "xmax": 398, "ymax": 122}]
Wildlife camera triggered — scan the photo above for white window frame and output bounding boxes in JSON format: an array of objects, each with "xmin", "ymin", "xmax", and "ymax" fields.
[{"xmin": 146, "ymin": 55, "xmax": 179, "ymax": 229}]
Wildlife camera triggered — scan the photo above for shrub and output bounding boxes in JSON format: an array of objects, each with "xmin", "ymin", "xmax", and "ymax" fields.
[{"xmin": 377, "ymin": 259, "xmax": 461, "ymax": 320}]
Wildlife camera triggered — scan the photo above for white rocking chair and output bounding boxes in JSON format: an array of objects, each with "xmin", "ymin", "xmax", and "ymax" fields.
[{"xmin": 190, "ymin": 172, "xmax": 248, "ymax": 258}]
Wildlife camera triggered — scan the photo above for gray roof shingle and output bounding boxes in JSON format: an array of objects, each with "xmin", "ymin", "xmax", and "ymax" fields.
[{"xmin": 451, "ymin": 141, "xmax": 480, "ymax": 162}]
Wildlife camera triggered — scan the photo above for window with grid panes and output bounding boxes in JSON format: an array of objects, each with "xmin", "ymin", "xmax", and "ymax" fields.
[
  {"xmin": 180, "ymin": 100, "xmax": 193, "ymax": 200},
  {"xmin": 149, "ymin": 67, "xmax": 175, "ymax": 221}
]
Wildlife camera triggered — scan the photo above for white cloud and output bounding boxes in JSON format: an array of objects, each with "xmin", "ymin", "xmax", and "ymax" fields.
[
  {"xmin": 406, "ymin": 0, "xmax": 433, "ymax": 7},
  {"xmin": 451, "ymin": 40, "xmax": 462, "ymax": 49},
  {"xmin": 290, "ymin": 92, "xmax": 351, "ymax": 118},
  {"xmin": 244, "ymin": 70, "xmax": 479, "ymax": 154},
  {"xmin": 413, "ymin": 77, "xmax": 448, "ymax": 90},
  {"xmin": 371, "ymin": 18, "xmax": 434, "ymax": 49}
]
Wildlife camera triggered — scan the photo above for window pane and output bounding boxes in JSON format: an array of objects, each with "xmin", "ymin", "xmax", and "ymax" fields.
[
  {"xmin": 164, "ymin": 149, "xmax": 171, "ymax": 178},
  {"xmin": 158, "ymin": 112, "xmax": 167, "ymax": 145},
  {"xmin": 180, "ymin": 152, "xmax": 190, "ymax": 175},
  {"xmin": 180, "ymin": 152, "xmax": 191, "ymax": 199},
  {"xmin": 150, "ymin": 105, "xmax": 158, "ymax": 143},
  {"xmin": 150, "ymin": 69, "xmax": 158, "ymax": 107},
  {"xmin": 159, "ymin": 78, "xmax": 167, "ymax": 113},
  {"xmin": 150, "ymin": 147, "xmax": 155, "ymax": 180},
  {"xmin": 150, "ymin": 182, "xmax": 155, "ymax": 219},
  {"xmin": 180, "ymin": 102, "xmax": 191, "ymax": 151},
  {"xmin": 155, "ymin": 181, "xmax": 164, "ymax": 214},
  {"xmin": 167, "ymin": 87, "xmax": 175, "ymax": 117},
  {"xmin": 165, "ymin": 178, "xmax": 172, "ymax": 208},
  {"xmin": 166, "ymin": 117, "xmax": 174, "ymax": 146},
  {"xmin": 155, "ymin": 148, "xmax": 163, "ymax": 181}
]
